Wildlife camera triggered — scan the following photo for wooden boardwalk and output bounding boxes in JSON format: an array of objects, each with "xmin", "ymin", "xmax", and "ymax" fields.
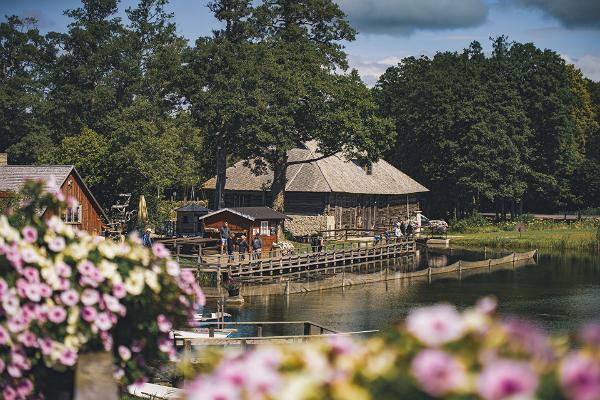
[{"xmin": 198, "ymin": 237, "xmax": 416, "ymax": 284}]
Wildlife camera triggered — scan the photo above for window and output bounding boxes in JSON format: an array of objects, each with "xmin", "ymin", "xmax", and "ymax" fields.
[
  {"xmin": 260, "ymin": 221, "xmax": 269, "ymax": 235},
  {"xmin": 63, "ymin": 206, "xmax": 82, "ymax": 224}
]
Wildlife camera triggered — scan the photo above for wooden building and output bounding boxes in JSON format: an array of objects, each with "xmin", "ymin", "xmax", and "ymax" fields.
[
  {"xmin": 175, "ymin": 203, "xmax": 209, "ymax": 236},
  {"xmin": 0, "ymin": 158, "xmax": 108, "ymax": 235},
  {"xmin": 203, "ymin": 142, "xmax": 429, "ymax": 232},
  {"xmin": 199, "ymin": 207, "xmax": 289, "ymax": 253}
]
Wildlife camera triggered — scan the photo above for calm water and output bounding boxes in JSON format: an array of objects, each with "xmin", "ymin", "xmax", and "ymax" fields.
[{"xmin": 214, "ymin": 249, "xmax": 600, "ymax": 335}]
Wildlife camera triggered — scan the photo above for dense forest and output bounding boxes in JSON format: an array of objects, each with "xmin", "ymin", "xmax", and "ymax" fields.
[
  {"xmin": 1, "ymin": 0, "xmax": 599, "ymax": 221},
  {"xmin": 376, "ymin": 38, "xmax": 600, "ymax": 218}
]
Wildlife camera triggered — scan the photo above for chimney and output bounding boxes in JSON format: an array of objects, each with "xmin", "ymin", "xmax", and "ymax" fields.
[{"xmin": 0, "ymin": 153, "xmax": 7, "ymax": 166}]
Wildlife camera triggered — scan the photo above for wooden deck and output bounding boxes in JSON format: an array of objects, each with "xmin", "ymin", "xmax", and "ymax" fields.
[{"xmin": 199, "ymin": 237, "xmax": 416, "ymax": 284}]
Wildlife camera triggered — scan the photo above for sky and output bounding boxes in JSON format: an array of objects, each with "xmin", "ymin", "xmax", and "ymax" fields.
[{"xmin": 1, "ymin": 0, "xmax": 600, "ymax": 86}]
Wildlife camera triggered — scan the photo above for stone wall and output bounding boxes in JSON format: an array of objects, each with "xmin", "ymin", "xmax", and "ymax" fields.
[{"xmin": 285, "ymin": 214, "xmax": 331, "ymax": 237}]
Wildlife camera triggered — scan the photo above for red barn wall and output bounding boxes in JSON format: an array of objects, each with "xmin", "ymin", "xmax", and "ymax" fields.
[{"xmin": 58, "ymin": 172, "xmax": 103, "ymax": 235}]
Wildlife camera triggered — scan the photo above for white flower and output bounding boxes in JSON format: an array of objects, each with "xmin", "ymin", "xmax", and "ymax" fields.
[
  {"xmin": 144, "ymin": 270, "xmax": 160, "ymax": 293},
  {"xmin": 98, "ymin": 242, "xmax": 116, "ymax": 259},
  {"xmin": 0, "ymin": 215, "xmax": 19, "ymax": 242},
  {"xmin": 124, "ymin": 268, "xmax": 145, "ymax": 296},
  {"xmin": 98, "ymin": 260, "xmax": 118, "ymax": 280},
  {"xmin": 166, "ymin": 260, "xmax": 180, "ymax": 277},
  {"xmin": 64, "ymin": 243, "xmax": 89, "ymax": 260}
]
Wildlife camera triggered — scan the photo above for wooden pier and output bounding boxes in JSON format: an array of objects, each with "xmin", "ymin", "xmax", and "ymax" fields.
[{"xmin": 199, "ymin": 237, "xmax": 416, "ymax": 284}]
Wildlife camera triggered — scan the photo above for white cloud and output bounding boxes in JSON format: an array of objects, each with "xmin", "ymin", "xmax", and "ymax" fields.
[
  {"xmin": 348, "ymin": 54, "xmax": 406, "ymax": 87},
  {"xmin": 561, "ymin": 54, "xmax": 600, "ymax": 81}
]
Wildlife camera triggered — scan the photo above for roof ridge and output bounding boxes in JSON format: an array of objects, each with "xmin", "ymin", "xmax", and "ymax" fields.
[{"xmin": 312, "ymin": 150, "xmax": 333, "ymax": 192}]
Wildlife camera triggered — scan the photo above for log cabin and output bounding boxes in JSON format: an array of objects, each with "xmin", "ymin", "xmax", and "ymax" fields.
[
  {"xmin": 199, "ymin": 207, "xmax": 289, "ymax": 254},
  {"xmin": 0, "ymin": 155, "xmax": 108, "ymax": 235},
  {"xmin": 202, "ymin": 142, "xmax": 429, "ymax": 236}
]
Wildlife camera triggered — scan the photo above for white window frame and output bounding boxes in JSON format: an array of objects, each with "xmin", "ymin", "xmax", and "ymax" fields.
[
  {"xmin": 260, "ymin": 221, "xmax": 269, "ymax": 235},
  {"xmin": 63, "ymin": 205, "xmax": 82, "ymax": 224}
]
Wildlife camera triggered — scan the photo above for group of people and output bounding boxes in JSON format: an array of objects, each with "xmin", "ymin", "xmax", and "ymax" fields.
[
  {"xmin": 219, "ymin": 222, "xmax": 263, "ymax": 260},
  {"xmin": 374, "ymin": 219, "xmax": 415, "ymax": 244},
  {"xmin": 393, "ymin": 219, "xmax": 414, "ymax": 237}
]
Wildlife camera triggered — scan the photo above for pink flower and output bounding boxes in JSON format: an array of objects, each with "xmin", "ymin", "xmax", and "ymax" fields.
[
  {"xmin": 186, "ymin": 377, "xmax": 241, "ymax": 400},
  {"xmin": 20, "ymin": 247, "xmax": 38, "ymax": 264},
  {"xmin": 18, "ymin": 331, "xmax": 38, "ymax": 348},
  {"xmin": 96, "ymin": 312, "xmax": 113, "ymax": 331},
  {"xmin": 39, "ymin": 283, "xmax": 52, "ymax": 298},
  {"xmin": 152, "ymin": 242, "xmax": 170, "ymax": 258},
  {"xmin": 3, "ymin": 386, "xmax": 17, "ymax": 400},
  {"xmin": 47, "ymin": 306, "xmax": 67, "ymax": 324},
  {"xmin": 328, "ymin": 335, "xmax": 358, "ymax": 356},
  {"xmin": 158, "ymin": 336, "xmax": 173, "ymax": 353},
  {"xmin": 560, "ymin": 352, "xmax": 600, "ymax": 400},
  {"xmin": 81, "ymin": 306, "xmax": 98, "ymax": 322},
  {"xmin": 56, "ymin": 261, "xmax": 72, "ymax": 278},
  {"xmin": 0, "ymin": 357, "xmax": 4, "ymax": 373},
  {"xmin": 48, "ymin": 236, "xmax": 66, "ymax": 252},
  {"xmin": 502, "ymin": 318, "xmax": 553, "ymax": 360},
  {"xmin": 81, "ymin": 288, "xmax": 99, "ymax": 306},
  {"xmin": 21, "ymin": 226, "xmax": 38, "ymax": 243},
  {"xmin": 0, "ymin": 277, "xmax": 7, "ymax": 296},
  {"xmin": 7, "ymin": 363, "xmax": 22, "ymax": 377},
  {"xmin": 0, "ymin": 325, "xmax": 9, "ymax": 344},
  {"xmin": 60, "ymin": 289, "xmax": 79, "ymax": 306},
  {"xmin": 101, "ymin": 331, "xmax": 113, "ymax": 351},
  {"xmin": 103, "ymin": 294, "xmax": 121, "ymax": 313},
  {"xmin": 166, "ymin": 260, "xmax": 180, "ymax": 277},
  {"xmin": 38, "ymin": 337, "xmax": 54, "ymax": 355},
  {"xmin": 24, "ymin": 283, "xmax": 41, "ymax": 302},
  {"xmin": 411, "ymin": 349, "xmax": 468, "ymax": 397},
  {"xmin": 157, "ymin": 314, "xmax": 172, "ymax": 333},
  {"xmin": 77, "ymin": 260, "xmax": 95, "ymax": 276},
  {"xmin": 59, "ymin": 347, "xmax": 78, "ymax": 366},
  {"xmin": 118, "ymin": 345, "xmax": 132, "ymax": 361},
  {"xmin": 406, "ymin": 304, "xmax": 465, "ymax": 347},
  {"xmin": 16, "ymin": 379, "xmax": 33, "ymax": 398},
  {"xmin": 22, "ymin": 267, "xmax": 39, "ymax": 282},
  {"xmin": 477, "ymin": 360, "xmax": 538, "ymax": 400},
  {"xmin": 112, "ymin": 283, "xmax": 126, "ymax": 299}
]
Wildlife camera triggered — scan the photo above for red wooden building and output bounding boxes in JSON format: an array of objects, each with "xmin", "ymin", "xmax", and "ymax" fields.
[
  {"xmin": 199, "ymin": 207, "xmax": 289, "ymax": 253},
  {"xmin": 0, "ymin": 159, "xmax": 108, "ymax": 235}
]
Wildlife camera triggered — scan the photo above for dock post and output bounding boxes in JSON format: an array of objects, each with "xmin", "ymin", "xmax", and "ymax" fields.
[
  {"xmin": 217, "ymin": 266, "xmax": 222, "ymax": 297},
  {"xmin": 458, "ymin": 260, "xmax": 462, "ymax": 280},
  {"xmin": 303, "ymin": 322, "xmax": 311, "ymax": 336},
  {"xmin": 428, "ymin": 267, "xmax": 432, "ymax": 284},
  {"xmin": 183, "ymin": 339, "xmax": 191, "ymax": 360},
  {"xmin": 285, "ymin": 279, "xmax": 290, "ymax": 296},
  {"xmin": 209, "ymin": 326, "xmax": 214, "ymax": 338}
]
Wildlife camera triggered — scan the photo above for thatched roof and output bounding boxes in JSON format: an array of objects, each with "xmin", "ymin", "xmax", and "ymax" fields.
[{"xmin": 203, "ymin": 142, "xmax": 429, "ymax": 195}]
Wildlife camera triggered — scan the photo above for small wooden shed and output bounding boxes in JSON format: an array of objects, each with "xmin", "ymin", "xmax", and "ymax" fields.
[
  {"xmin": 175, "ymin": 204, "xmax": 210, "ymax": 236},
  {"xmin": 199, "ymin": 207, "xmax": 289, "ymax": 253}
]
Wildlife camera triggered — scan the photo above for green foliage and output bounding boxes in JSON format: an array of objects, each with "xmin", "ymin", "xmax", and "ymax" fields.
[
  {"xmin": 449, "ymin": 213, "xmax": 489, "ymax": 233},
  {"xmin": 596, "ymin": 224, "xmax": 600, "ymax": 242},
  {"xmin": 375, "ymin": 37, "xmax": 600, "ymax": 216}
]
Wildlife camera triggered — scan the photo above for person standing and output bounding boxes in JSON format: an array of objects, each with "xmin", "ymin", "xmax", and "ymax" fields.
[
  {"xmin": 219, "ymin": 222, "xmax": 229, "ymax": 254},
  {"xmin": 227, "ymin": 233, "xmax": 235, "ymax": 261},
  {"xmin": 238, "ymin": 235, "xmax": 248, "ymax": 261},
  {"xmin": 406, "ymin": 221, "xmax": 414, "ymax": 236},
  {"xmin": 252, "ymin": 235, "xmax": 263, "ymax": 259},
  {"xmin": 142, "ymin": 228, "xmax": 152, "ymax": 247},
  {"xmin": 400, "ymin": 219, "xmax": 406, "ymax": 236}
]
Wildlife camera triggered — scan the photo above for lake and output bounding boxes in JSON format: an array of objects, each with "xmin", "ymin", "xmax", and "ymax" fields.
[{"xmin": 215, "ymin": 248, "xmax": 600, "ymax": 335}]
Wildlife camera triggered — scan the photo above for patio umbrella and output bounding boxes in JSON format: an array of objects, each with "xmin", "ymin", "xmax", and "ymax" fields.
[{"xmin": 138, "ymin": 195, "xmax": 148, "ymax": 225}]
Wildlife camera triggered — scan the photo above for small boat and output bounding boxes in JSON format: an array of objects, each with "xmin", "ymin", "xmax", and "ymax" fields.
[
  {"xmin": 171, "ymin": 329, "xmax": 232, "ymax": 340},
  {"xmin": 192, "ymin": 311, "xmax": 232, "ymax": 326},
  {"xmin": 127, "ymin": 383, "xmax": 183, "ymax": 399}
]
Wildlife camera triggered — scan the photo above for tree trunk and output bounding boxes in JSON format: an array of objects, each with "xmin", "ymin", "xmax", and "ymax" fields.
[
  {"xmin": 214, "ymin": 144, "xmax": 227, "ymax": 209},
  {"xmin": 270, "ymin": 159, "xmax": 288, "ymax": 213}
]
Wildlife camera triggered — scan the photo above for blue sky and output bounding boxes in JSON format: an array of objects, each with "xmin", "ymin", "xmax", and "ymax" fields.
[{"xmin": 2, "ymin": 0, "xmax": 599, "ymax": 86}]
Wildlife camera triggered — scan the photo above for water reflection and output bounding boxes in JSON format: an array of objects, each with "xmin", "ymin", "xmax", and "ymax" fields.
[{"xmin": 210, "ymin": 249, "xmax": 600, "ymax": 335}]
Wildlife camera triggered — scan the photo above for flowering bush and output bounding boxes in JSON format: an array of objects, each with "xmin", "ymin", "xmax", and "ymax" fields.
[
  {"xmin": 186, "ymin": 297, "xmax": 600, "ymax": 400},
  {"xmin": 0, "ymin": 181, "xmax": 204, "ymax": 398}
]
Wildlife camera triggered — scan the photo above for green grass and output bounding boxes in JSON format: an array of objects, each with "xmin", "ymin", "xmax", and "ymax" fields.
[{"xmin": 449, "ymin": 226, "xmax": 599, "ymax": 250}]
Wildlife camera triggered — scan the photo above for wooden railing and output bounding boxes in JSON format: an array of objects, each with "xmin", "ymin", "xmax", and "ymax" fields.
[{"xmin": 199, "ymin": 237, "xmax": 416, "ymax": 286}]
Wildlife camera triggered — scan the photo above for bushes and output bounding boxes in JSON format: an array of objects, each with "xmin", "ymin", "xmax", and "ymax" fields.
[{"xmin": 449, "ymin": 213, "xmax": 489, "ymax": 233}]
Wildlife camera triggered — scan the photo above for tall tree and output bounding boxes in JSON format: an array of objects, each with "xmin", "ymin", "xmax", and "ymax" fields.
[
  {"xmin": 184, "ymin": 0, "xmax": 259, "ymax": 209},
  {"xmin": 0, "ymin": 16, "xmax": 55, "ymax": 162},
  {"xmin": 246, "ymin": 0, "xmax": 394, "ymax": 211}
]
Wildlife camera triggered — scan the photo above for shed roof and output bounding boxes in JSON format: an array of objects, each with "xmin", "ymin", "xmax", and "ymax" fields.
[
  {"xmin": 199, "ymin": 207, "xmax": 289, "ymax": 221},
  {"xmin": 175, "ymin": 204, "xmax": 210, "ymax": 213},
  {"xmin": 0, "ymin": 165, "xmax": 108, "ymax": 221},
  {"xmin": 203, "ymin": 142, "xmax": 428, "ymax": 195}
]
